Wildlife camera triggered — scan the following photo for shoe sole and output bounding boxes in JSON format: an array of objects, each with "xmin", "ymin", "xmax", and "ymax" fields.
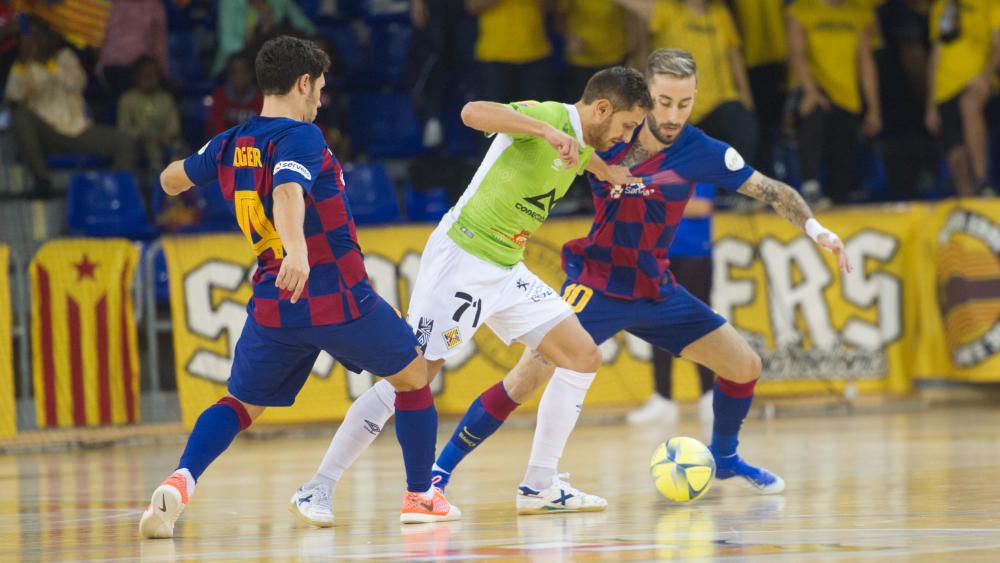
[
  {"xmin": 717, "ymin": 475, "xmax": 786, "ymax": 495},
  {"xmin": 516, "ymin": 504, "xmax": 607, "ymax": 516},
  {"xmin": 287, "ymin": 500, "xmax": 335, "ymax": 528},
  {"xmin": 139, "ymin": 485, "xmax": 184, "ymax": 539},
  {"xmin": 399, "ymin": 506, "xmax": 462, "ymax": 524}
]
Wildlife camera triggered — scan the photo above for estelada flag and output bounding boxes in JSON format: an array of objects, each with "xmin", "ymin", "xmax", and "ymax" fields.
[{"xmin": 30, "ymin": 239, "xmax": 140, "ymax": 427}]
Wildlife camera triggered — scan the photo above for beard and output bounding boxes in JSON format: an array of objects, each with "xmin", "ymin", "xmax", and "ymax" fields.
[
  {"xmin": 586, "ymin": 119, "xmax": 614, "ymax": 151},
  {"xmin": 646, "ymin": 114, "xmax": 682, "ymax": 146}
]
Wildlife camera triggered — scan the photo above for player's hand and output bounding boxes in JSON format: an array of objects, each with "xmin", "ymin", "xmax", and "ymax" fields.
[
  {"xmin": 604, "ymin": 165, "xmax": 641, "ymax": 187},
  {"xmin": 862, "ymin": 109, "xmax": 882, "ymax": 137},
  {"xmin": 543, "ymin": 125, "xmax": 579, "ymax": 170},
  {"xmin": 798, "ymin": 89, "xmax": 830, "ymax": 116},
  {"xmin": 925, "ymin": 105, "xmax": 941, "ymax": 135},
  {"xmin": 817, "ymin": 233, "xmax": 852, "ymax": 274},
  {"xmin": 276, "ymin": 251, "xmax": 310, "ymax": 303}
]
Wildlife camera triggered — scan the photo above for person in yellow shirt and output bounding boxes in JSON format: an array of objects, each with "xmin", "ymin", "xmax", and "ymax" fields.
[
  {"xmin": 787, "ymin": 0, "xmax": 882, "ymax": 205},
  {"xmin": 556, "ymin": 0, "xmax": 631, "ymax": 103},
  {"xmin": 614, "ymin": 0, "xmax": 759, "ymax": 166},
  {"xmin": 467, "ymin": 0, "xmax": 553, "ymax": 103},
  {"xmin": 730, "ymin": 0, "xmax": 786, "ymax": 176},
  {"xmin": 925, "ymin": 0, "xmax": 1000, "ymax": 197}
]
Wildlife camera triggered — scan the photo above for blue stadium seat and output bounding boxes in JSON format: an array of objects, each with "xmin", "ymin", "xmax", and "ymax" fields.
[
  {"xmin": 167, "ymin": 32, "xmax": 212, "ymax": 95},
  {"xmin": 405, "ymin": 183, "xmax": 450, "ymax": 222},
  {"xmin": 164, "ymin": 0, "xmax": 192, "ymax": 30},
  {"xmin": 343, "ymin": 163, "xmax": 400, "ymax": 225},
  {"xmin": 349, "ymin": 93, "xmax": 424, "ymax": 158},
  {"xmin": 368, "ymin": 22, "xmax": 411, "ymax": 88},
  {"xmin": 151, "ymin": 173, "xmax": 236, "ymax": 233},
  {"xmin": 45, "ymin": 153, "xmax": 112, "ymax": 171},
  {"xmin": 362, "ymin": 0, "xmax": 410, "ymax": 22},
  {"xmin": 325, "ymin": 22, "xmax": 367, "ymax": 89},
  {"xmin": 179, "ymin": 95, "xmax": 211, "ymax": 153},
  {"xmin": 67, "ymin": 171, "xmax": 158, "ymax": 239}
]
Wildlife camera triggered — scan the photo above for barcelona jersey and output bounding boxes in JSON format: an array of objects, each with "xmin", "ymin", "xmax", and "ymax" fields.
[
  {"xmin": 183, "ymin": 115, "xmax": 376, "ymax": 328},
  {"xmin": 563, "ymin": 124, "xmax": 754, "ymax": 302}
]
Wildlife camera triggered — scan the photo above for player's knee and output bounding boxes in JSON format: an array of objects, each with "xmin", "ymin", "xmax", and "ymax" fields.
[
  {"xmin": 386, "ymin": 357, "xmax": 430, "ymax": 392},
  {"xmin": 570, "ymin": 341, "xmax": 603, "ymax": 373},
  {"xmin": 733, "ymin": 351, "xmax": 762, "ymax": 383}
]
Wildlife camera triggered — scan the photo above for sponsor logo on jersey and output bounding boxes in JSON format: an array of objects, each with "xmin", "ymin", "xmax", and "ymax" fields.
[
  {"xmin": 273, "ymin": 160, "xmax": 312, "ymax": 180},
  {"xmin": 609, "ymin": 182, "xmax": 654, "ymax": 199},
  {"xmin": 490, "ymin": 228, "xmax": 531, "ymax": 248},
  {"xmin": 725, "ymin": 147, "xmax": 745, "ymax": 171},
  {"xmin": 414, "ymin": 317, "xmax": 434, "ymax": 351},
  {"xmin": 551, "ymin": 157, "xmax": 565, "ymax": 171},
  {"xmin": 517, "ymin": 189, "xmax": 557, "ymax": 221},
  {"xmin": 234, "ymin": 146, "xmax": 263, "ymax": 168},
  {"xmin": 443, "ymin": 326, "xmax": 462, "ymax": 349}
]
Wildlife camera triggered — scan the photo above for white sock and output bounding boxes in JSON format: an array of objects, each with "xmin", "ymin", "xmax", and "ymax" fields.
[
  {"xmin": 306, "ymin": 378, "xmax": 396, "ymax": 492},
  {"xmin": 522, "ymin": 368, "xmax": 595, "ymax": 491},
  {"xmin": 174, "ymin": 467, "xmax": 196, "ymax": 498}
]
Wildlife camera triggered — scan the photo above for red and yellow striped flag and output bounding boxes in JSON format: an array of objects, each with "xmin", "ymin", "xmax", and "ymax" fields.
[
  {"xmin": 0, "ymin": 244, "xmax": 15, "ymax": 438},
  {"xmin": 30, "ymin": 239, "xmax": 140, "ymax": 428},
  {"xmin": 15, "ymin": 0, "xmax": 112, "ymax": 49}
]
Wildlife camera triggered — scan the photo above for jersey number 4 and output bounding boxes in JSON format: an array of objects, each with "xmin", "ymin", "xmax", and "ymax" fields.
[{"xmin": 235, "ymin": 191, "xmax": 284, "ymax": 258}]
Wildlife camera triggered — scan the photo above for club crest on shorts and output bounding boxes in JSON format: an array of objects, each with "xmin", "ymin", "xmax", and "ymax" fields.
[
  {"xmin": 414, "ymin": 317, "xmax": 434, "ymax": 351},
  {"xmin": 443, "ymin": 326, "xmax": 462, "ymax": 349}
]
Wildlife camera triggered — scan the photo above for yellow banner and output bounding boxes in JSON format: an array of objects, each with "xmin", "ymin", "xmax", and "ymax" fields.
[
  {"xmin": 921, "ymin": 200, "xmax": 1000, "ymax": 381},
  {"xmin": 0, "ymin": 244, "xmax": 14, "ymax": 438},
  {"xmin": 29, "ymin": 239, "xmax": 141, "ymax": 428}
]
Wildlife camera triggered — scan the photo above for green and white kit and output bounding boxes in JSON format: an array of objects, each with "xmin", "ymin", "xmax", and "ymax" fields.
[{"xmin": 408, "ymin": 102, "xmax": 594, "ymax": 360}]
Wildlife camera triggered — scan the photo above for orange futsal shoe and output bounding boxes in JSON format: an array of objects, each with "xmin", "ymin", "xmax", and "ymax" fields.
[
  {"xmin": 139, "ymin": 471, "xmax": 191, "ymax": 539},
  {"xmin": 399, "ymin": 487, "xmax": 461, "ymax": 524}
]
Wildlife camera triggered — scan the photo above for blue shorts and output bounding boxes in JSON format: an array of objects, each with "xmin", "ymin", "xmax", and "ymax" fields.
[
  {"xmin": 562, "ymin": 281, "xmax": 726, "ymax": 356},
  {"xmin": 228, "ymin": 298, "xmax": 419, "ymax": 407}
]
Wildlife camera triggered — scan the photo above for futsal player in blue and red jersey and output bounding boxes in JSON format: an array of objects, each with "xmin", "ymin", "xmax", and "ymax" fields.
[
  {"xmin": 423, "ymin": 48, "xmax": 854, "ymax": 511},
  {"xmin": 139, "ymin": 36, "xmax": 458, "ymax": 539}
]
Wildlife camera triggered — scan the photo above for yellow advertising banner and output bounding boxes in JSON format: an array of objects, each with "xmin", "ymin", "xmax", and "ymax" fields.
[
  {"xmin": 919, "ymin": 200, "xmax": 1000, "ymax": 381},
  {"xmin": 0, "ymin": 244, "xmax": 15, "ymax": 438},
  {"xmin": 29, "ymin": 239, "xmax": 141, "ymax": 428}
]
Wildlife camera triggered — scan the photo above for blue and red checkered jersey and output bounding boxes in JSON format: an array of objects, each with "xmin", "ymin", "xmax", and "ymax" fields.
[
  {"xmin": 183, "ymin": 115, "xmax": 377, "ymax": 328},
  {"xmin": 563, "ymin": 124, "xmax": 754, "ymax": 301}
]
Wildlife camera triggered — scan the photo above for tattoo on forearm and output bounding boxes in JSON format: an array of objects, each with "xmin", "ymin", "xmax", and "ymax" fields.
[
  {"xmin": 532, "ymin": 351, "xmax": 552, "ymax": 365},
  {"xmin": 737, "ymin": 175, "xmax": 813, "ymax": 227}
]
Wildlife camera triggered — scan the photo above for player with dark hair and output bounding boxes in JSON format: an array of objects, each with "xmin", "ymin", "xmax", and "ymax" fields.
[
  {"xmin": 414, "ymin": 48, "xmax": 853, "ymax": 511},
  {"xmin": 139, "ymin": 36, "xmax": 457, "ymax": 539},
  {"xmin": 289, "ymin": 66, "xmax": 654, "ymax": 524}
]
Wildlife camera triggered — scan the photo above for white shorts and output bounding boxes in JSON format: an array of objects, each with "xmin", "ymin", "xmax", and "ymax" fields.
[{"xmin": 408, "ymin": 225, "xmax": 573, "ymax": 361}]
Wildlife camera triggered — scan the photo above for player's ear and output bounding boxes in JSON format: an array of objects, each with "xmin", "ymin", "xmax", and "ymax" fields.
[
  {"xmin": 297, "ymin": 74, "xmax": 310, "ymax": 95},
  {"xmin": 595, "ymin": 99, "xmax": 613, "ymax": 121}
]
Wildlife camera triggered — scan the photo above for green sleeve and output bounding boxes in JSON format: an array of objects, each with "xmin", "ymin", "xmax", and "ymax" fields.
[{"xmin": 506, "ymin": 101, "xmax": 564, "ymax": 141}]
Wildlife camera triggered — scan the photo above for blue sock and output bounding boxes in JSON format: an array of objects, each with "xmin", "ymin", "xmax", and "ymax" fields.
[
  {"xmin": 710, "ymin": 378, "xmax": 757, "ymax": 463},
  {"xmin": 394, "ymin": 385, "xmax": 437, "ymax": 493},
  {"xmin": 434, "ymin": 382, "xmax": 520, "ymax": 489},
  {"xmin": 177, "ymin": 397, "xmax": 251, "ymax": 481}
]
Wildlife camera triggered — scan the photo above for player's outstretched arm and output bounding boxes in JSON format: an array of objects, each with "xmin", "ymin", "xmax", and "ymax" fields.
[
  {"xmin": 461, "ymin": 101, "xmax": 579, "ymax": 168},
  {"xmin": 272, "ymin": 182, "xmax": 310, "ymax": 303},
  {"xmin": 586, "ymin": 155, "xmax": 638, "ymax": 186},
  {"xmin": 159, "ymin": 159, "xmax": 195, "ymax": 196},
  {"xmin": 737, "ymin": 171, "xmax": 852, "ymax": 273}
]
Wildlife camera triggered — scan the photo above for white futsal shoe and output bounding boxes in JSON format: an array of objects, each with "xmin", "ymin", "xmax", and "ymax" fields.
[
  {"xmin": 139, "ymin": 471, "xmax": 191, "ymax": 539},
  {"xmin": 626, "ymin": 394, "xmax": 679, "ymax": 426},
  {"xmin": 289, "ymin": 483, "xmax": 335, "ymax": 527},
  {"xmin": 516, "ymin": 473, "xmax": 608, "ymax": 515}
]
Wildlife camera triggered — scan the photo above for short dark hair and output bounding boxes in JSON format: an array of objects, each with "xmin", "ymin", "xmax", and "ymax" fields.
[
  {"xmin": 580, "ymin": 66, "xmax": 653, "ymax": 112},
  {"xmin": 255, "ymin": 36, "xmax": 330, "ymax": 96}
]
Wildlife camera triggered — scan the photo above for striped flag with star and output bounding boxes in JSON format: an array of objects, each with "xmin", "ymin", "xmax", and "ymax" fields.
[{"xmin": 30, "ymin": 239, "xmax": 141, "ymax": 427}]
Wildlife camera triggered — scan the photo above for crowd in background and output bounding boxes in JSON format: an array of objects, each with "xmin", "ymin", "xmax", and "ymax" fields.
[{"xmin": 0, "ymin": 0, "xmax": 998, "ymax": 227}]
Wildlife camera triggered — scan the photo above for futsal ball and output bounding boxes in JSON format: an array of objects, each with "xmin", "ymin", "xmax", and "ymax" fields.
[{"xmin": 649, "ymin": 437, "xmax": 716, "ymax": 502}]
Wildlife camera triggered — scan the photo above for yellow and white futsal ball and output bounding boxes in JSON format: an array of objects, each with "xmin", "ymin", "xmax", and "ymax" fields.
[{"xmin": 649, "ymin": 437, "xmax": 716, "ymax": 502}]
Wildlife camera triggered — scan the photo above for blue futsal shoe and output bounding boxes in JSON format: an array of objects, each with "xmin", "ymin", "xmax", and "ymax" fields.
[{"xmin": 713, "ymin": 453, "xmax": 786, "ymax": 494}]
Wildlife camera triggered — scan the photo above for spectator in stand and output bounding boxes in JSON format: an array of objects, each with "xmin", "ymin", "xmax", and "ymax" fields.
[
  {"xmin": 730, "ymin": 0, "xmax": 787, "ymax": 176},
  {"xmin": 787, "ymin": 0, "xmax": 882, "ymax": 206},
  {"xmin": 615, "ymin": 0, "xmax": 759, "ymax": 168},
  {"xmin": 925, "ymin": 0, "xmax": 1000, "ymax": 197},
  {"xmin": 4, "ymin": 20, "xmax": 135, "ymax": 198},
  {"xmin": 212, "ymin": 0, "xmax": 316, "ymax": 76},
  {"xmin": 207, "ymin": 52, "xmax": 263, "ymax": 136},
  {"xmin": 556, "ymin": 0, "xmax": 631, "ymax": 103},
  {"xmin": 96, "ymin": 0, "xmax": 167, "ymax": 99},
  {"xmin": 466, "ymin": 0, "xmax": 553, "ymax": 103},
  {"xmin": 117, "ymin": 56, "xmax": 184, "ymax": 174}
]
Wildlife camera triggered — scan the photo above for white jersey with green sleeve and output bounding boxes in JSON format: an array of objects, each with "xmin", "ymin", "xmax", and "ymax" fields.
[{"xmin": 442, "ymin": 101, "xmax": 594, "ymax": 268}]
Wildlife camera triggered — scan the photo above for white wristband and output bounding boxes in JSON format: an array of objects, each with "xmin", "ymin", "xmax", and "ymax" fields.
[{"xmin": 804, "ymin": 218, "xmax": 838, "ymax": 243}]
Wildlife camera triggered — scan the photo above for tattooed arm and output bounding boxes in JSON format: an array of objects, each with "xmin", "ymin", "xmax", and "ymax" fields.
[
  {"xmin": 736, "ymin": 171, "xmax": 813, "ymax": 228},
  {"xmin": 737, "ymin": 171, "xmax": 853, "ymax": 273}
]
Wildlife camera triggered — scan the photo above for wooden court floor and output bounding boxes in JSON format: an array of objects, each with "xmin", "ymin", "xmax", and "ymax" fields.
[{"xmin": 2, "ymin": 405, "xmax": 1000, "ymax": 562}]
